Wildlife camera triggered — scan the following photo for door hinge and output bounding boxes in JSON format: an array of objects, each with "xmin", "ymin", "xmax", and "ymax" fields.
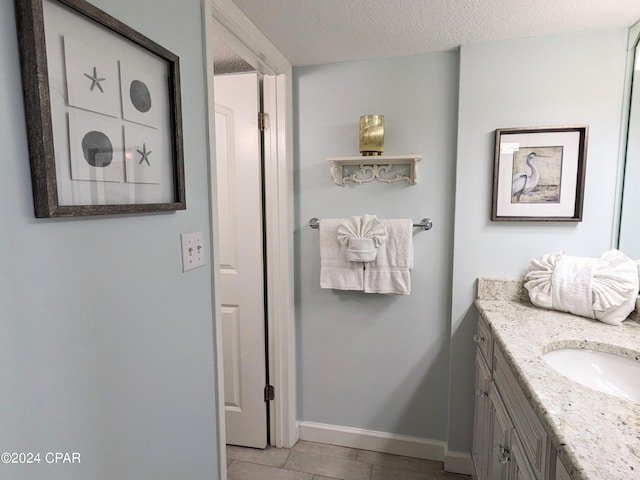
[
  {"xmin": 259, "ymin": 112, "xmax": 270, "ymax": 131},
  {"xmin": 264, "ymin": 385, "xmax": 275, "ymax": 402}
]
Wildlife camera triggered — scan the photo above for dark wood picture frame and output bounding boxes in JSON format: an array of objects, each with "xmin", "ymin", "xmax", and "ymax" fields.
[
  {"xmin": 491, "ymin": 125, "xmax": 588, "ymax": 222},
  {"xmin": 14, "ymin": 0, "xmax": 185, "ymax": 217}
]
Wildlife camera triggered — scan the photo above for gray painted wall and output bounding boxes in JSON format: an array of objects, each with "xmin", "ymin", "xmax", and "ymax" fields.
[
  {"xmin": 0, "ymin": 1, "xmax": 219, "ymax": 479},
  {"xmin": 449, "ymin": 29, "xmax": 628, "ymax": 451},
  {"xmin": 294, "ymin": 52, "xmax": 459, "ymax": 440},
  {"xmin": 294, "ymin": 28, "xmax": 628, "ymax": 452}
]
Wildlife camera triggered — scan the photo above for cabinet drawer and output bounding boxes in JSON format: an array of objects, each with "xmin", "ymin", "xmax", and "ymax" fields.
[
  {"xmin": 475, "ymin": 315, "xmax": 493, "ymax": 367},
  {"xmin": 475, "ymin": 349, "xmax": 491, "ymax": 398},
  {"xmin": 494, "ymin": 345, "xmax": 549, "ymax": 479}
]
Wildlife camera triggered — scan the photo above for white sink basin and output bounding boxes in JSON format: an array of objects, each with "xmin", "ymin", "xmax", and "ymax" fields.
[{"xmin": 542, "ymin": 348, "xmax": 640, "ymax": 402}]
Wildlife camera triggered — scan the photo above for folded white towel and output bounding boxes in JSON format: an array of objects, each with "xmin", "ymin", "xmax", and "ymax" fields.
[
  {"xmin": 337, "ymin": 214, "xmax": 387, "ymax": 262},
  {"xmin": 364, "ymin": 219, "xmax": 413, "ymax": 295},
  {"xmin": 319, "ymin": 218, "xmax": 363, "ymax": 291},
  {"xmin": 525, "ymin": 249, "xmax": 639, "ymax": 325}
]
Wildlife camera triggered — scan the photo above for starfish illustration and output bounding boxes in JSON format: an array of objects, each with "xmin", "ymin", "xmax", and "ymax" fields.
[
  {"xmin": 83, "ymin": 66, "xmax": 105, "ymax": 92},
  {"xmin": 137, "ymin": 143, "xmax": 152, "ymax": 166}
]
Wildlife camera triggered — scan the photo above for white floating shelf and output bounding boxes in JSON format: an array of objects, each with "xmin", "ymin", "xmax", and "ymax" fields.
[{"xmin": 327, "ymin": 155, "xmax": 422, "ymax": 186}]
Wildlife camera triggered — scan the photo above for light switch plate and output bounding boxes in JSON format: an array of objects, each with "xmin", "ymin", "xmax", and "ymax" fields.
[{"xmin": 181, "ymin": 231, "xmax": 205, "ymax": 272}]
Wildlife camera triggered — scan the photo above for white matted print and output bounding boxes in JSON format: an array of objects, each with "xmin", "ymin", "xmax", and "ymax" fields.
[
  {"xmin": 120, "ymin": 62, "xmax": 164, "ymax": 129},
  {"xmin": 491, "ymin": 125, "xmax": 588, "ymax": 221},
  {"xmin": 15, "ymin": 0, "xmax": 184, "ymax": 216},
  {"xmin": 124, "ymin": 124, "xmax": 162, "ymax": 184},
  {"xmin": 68, "ymin": 108, "xmax": 124, "ymax": 183},
  {"xmin": 64, "ymin": 36, "xmax": 120, "ymax": 118}
]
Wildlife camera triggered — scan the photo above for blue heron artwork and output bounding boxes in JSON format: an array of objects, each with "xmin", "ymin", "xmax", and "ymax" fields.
[{"xmin": 511, "ymin": 147, "xmax": 563, "ymax": 203}]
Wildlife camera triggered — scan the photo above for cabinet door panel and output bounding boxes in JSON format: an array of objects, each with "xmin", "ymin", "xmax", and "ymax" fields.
[
  {"xmin": 555, "ymin": 456, "xmax": 572, "ymax": 480},
  {"xmin": 473, "ymin": 351, "xmax": 492, "ymax": 480},
  {"xmin": 510, "ymin": 431, "xmax": 537, "ymax": 480},
  {"xmin": 494, "ymin": 345, "xmax": 548, "ymax": 477},
  {"xmin": 488, "ymin": 382, "xmax": 512, "ymax": 480}
]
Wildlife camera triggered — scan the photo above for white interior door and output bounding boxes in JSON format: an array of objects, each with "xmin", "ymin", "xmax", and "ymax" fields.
[{"xmin": 214, "ymin": 72, "xmax": 267, "ymax": 449}]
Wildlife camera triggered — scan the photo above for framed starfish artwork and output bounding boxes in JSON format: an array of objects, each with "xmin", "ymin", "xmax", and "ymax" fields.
[
  {"xmin": 14, "ymin": 0, "xmax": 185, "ymax": 217},
  {"xmin": 491, "ymin": 125, "xmax": 589, "ymax": 222}
]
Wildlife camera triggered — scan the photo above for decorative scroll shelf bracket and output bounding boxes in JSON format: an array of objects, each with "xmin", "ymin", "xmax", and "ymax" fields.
[{"xmin": 328, "ymin": 155, "xmax": 422, "ymax": 186}]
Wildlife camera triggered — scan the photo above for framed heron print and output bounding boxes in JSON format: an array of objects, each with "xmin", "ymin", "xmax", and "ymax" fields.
[
  {"xmin": 491, "ymin": 125, "xmax": 588, "ymax": 221},
  {"xmin": 14, "ymin": 0, "xmax": 185, "ymax": 217}
]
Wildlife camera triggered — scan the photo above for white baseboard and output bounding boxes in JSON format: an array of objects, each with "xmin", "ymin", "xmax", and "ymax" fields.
[
  {"xmin": 297, "ymin": 421, "xmax": 473, "ymax": 475},
  {"xmin": 444, "ymin": 450, "xmax": 474, "ymax": 475}
]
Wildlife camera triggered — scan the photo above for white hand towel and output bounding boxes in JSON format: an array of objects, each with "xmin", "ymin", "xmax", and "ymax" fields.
[
  {"xmin": 364, "ymin": 219, "xmax": 413, "ymax": 295},
  {"xmin": 319, "ymin": 218, "xmax": 364, "ymax": 291},
  {"xmin": 525, "ymin": 249, "xmax": 639, "ymax": 325},
  {"xmin": 337, "ymin": 214, "xmax": 387, "ymax": 262}
]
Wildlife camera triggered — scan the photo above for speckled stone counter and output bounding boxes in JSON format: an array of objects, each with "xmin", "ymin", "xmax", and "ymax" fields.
[{"xmin": 475, "ymin": 278, "xmax": 640, "ymax": 480}]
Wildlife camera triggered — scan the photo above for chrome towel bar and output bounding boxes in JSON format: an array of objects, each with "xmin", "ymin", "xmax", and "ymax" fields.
[{"xmin": 308, "ymin": 217, "xmax": 433, "ymax": 231}]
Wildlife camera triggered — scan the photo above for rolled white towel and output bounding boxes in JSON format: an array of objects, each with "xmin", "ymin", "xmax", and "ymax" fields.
[
  {"xmin": 525, "ymin": 249, "xmax": 639, "ymax": 326},
  {"xmin": 337, "ymin": 214, "xmax": 387, "ymax": 262}
]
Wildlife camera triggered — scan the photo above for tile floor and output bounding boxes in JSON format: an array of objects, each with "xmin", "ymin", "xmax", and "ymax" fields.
[{"xmin": 226, "ymin": 441, "xmax": 472, "ymax": 480}]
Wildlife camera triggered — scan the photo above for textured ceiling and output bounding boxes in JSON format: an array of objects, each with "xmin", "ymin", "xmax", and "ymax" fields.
[
  {"xmin": 230, "ymin": 0, "xmax": 640, "ymax": 66},
  {"xmin": 212, "ymin": 35, "xmax": 254, "ymax": 74}
]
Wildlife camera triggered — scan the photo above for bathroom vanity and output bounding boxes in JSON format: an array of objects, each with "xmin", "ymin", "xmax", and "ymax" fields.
[{"xmin": 472, "ymin": 278, "xmax": 640, "ymax": 480}]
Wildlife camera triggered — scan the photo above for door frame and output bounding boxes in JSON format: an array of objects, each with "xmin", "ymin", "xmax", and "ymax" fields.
[{"xmin": 201, "ymin": 0, "xmax": 296, "ymax": 477}]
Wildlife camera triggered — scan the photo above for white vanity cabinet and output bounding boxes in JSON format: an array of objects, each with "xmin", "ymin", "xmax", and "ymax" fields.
[{"xmin": 472, "ymin": 316, "xmax": 563, "ymax": 480}]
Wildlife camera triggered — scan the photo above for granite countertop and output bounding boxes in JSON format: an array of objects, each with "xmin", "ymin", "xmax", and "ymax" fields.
[{"xmin": 475, "ymin": 278, "xmax": 640, "ymax": 480}]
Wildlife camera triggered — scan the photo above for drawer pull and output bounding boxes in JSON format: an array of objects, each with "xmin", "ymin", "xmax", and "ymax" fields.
[
  {"xmin": 473, "ymin": 334, "xmax": 486, "ymax": 344},
  {"xmin": 497, "ymin": 445, "xmax": 511, "ymax": 464},
  {"xmin": 476, "ymin": 389, "xmax": 488, "ymax": 398}
]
